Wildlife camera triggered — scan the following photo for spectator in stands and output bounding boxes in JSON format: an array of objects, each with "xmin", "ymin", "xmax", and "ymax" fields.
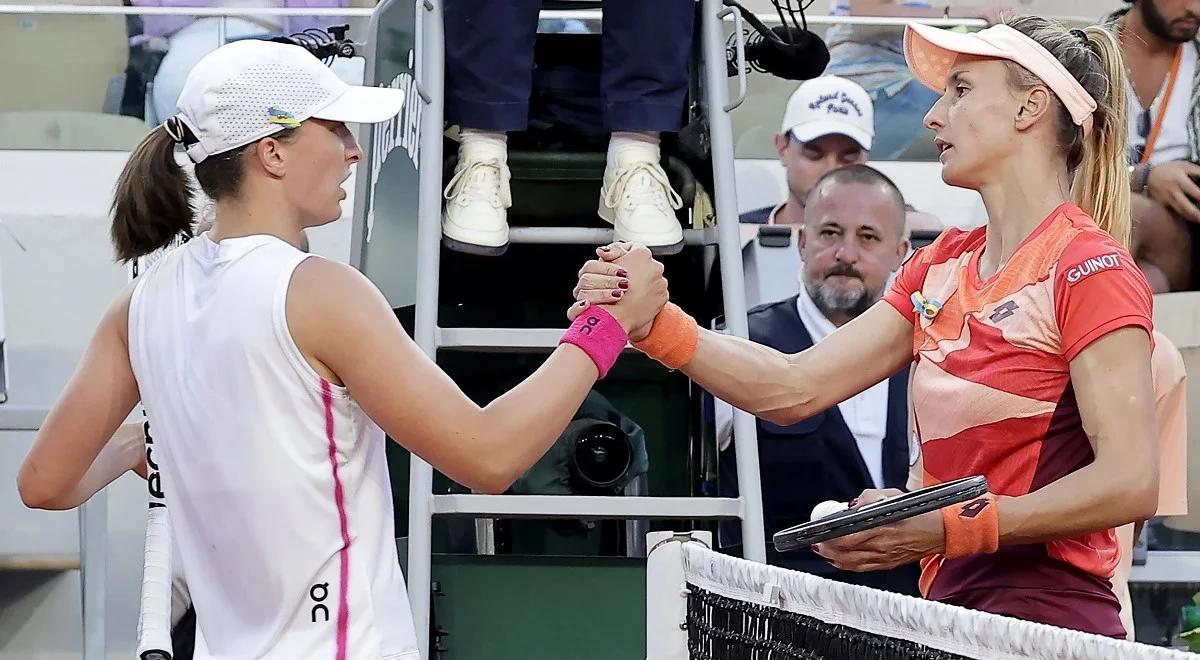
[
  {"xmin": 441, "ymin": 0, "xmax": 693, "ymax": 256},
  {"xmin": 1105, "ymin": 0, "xmax": 1200, "ymax": 293},
  {"xmin": 132, "ymin": 0, "xmax": 358, "ymax": 126},
  {"xmin": 716, "ymin": 164, "xmax": 917, "ymax": 595},
  {"xmin": 824, "ymin": 0, "xmax": 1013, "ymax": 160},
  {"xmin": 740, "ymin": 76, "xmax": 873, "ymax": 227}
]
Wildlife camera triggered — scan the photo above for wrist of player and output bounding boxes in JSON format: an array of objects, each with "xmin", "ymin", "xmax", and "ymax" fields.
[
  {"xmin": 604, "ymin": 302, "xmax": 643, "ymax": 336},
  {"xmin": 941, "ymin": 492, "xmax": 1000, "ymax": 558},
  {"xmin": 628, "ymin": 319, "xmax": 654, "ymax": 343},
  {"xmin": 631, "ymin": 302, "xmax": 700, "ymax": 370},
  {"xmin": 559, "ymin": 305, "xmax": 629, "ymax": 379}
]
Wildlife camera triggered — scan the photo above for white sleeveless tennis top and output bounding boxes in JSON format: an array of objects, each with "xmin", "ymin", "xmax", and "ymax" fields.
[{"xmin": 128, "ymin": 233, "xmax": 419, "ymax": 660}]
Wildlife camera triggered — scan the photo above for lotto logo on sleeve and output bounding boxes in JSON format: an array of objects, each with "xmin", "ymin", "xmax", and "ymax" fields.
[{"xmin": 1064, "ymin": 253, "xmax": 1121, "ymax": 285}]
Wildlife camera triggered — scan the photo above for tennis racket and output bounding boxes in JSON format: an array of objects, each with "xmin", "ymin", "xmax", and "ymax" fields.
[
  {"xmin": 135, "ymin": 416, "xmax": 174, "ymax": 660},
  {"xmin": 131, "ymin": 248, "xmax": 179, "ymax": 660},
  {"xmin": 772, "ymin": 475, "xmax": 989, "ymax": 552}
]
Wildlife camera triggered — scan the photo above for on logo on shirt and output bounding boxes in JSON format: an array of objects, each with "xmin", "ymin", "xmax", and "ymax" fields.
[
  {"xmin": 310, "ymin": 582, "xmax": 330, "ymax": 623},
  {"xmin": 1064, "ymin": 253, "xmax": 1121, "ymax": 285}
]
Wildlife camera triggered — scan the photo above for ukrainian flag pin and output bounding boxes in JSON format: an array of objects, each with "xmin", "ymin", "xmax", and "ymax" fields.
[
  {"xmin": 911, "ymin": 291, "xmax": 943, "ymax": 320},
  {"xmin": 268, "ymin": 106, "xmax": 301, "ymax": 129}
]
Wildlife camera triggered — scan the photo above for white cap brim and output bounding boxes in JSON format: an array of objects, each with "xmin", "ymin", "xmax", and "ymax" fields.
[
  {"xmin": 790, "ymin": 120, "xmax": 872, "ymax": 151},
  {"xmin": 311, "ymin": 85, "xmax": 406, "ymax": 124}
]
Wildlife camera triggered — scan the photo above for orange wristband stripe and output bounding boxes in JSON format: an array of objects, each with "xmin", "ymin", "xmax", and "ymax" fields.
[
  {"xmin": 631, "ymin": 303, "xmax": 699, "ymax": 370},
  {"xmin": 942, "ymin": 492, "xmax": 999, "ymax": 559}
]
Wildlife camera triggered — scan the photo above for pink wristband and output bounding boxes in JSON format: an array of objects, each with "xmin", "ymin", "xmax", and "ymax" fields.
[{"xmin": 560, "ymin": 306, "xmax": 629, "ymax": 379}]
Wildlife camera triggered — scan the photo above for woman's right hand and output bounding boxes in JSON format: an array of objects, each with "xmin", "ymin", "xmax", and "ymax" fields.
[{"xmin": 568, "ymin": 243, "xmax": 667, "ymax": 340}]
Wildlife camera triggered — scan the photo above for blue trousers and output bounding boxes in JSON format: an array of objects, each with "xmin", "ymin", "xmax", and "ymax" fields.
[{"xmin": 444, "ymin": 0, "xmax": 695, "ymax": 133}]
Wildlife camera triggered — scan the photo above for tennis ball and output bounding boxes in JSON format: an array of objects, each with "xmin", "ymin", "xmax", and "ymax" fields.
[{"xmin": 810, "ymin": 500, "xmax": 849, "ymax": 521}]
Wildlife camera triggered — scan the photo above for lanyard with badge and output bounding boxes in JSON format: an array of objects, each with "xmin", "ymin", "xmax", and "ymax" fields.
[{"xmin": 1135, "ymin": 45, "xmax": 1183, "ymax": 164}]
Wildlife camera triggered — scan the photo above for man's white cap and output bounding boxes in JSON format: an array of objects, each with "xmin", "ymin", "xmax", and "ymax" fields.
[
  {"xmin": 780, "ymin": 75, "xmax": 874, "ymax": 151},
  {"xmin": 168, "ymin": 39, "xmax": 405, "ymax": 163}
]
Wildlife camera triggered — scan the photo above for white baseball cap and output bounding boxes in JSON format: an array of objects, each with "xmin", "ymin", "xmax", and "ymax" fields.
[
  {"xmin": 780, "ymin": 75, "xmax": 874, "ymax": 151},
  {"xmin": 168, "ymin": 39, "xmax": 405, "ymax": 163}
]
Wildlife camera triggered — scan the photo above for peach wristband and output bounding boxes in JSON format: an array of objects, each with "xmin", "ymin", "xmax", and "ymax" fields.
[
  {"xmin": 942, "ymin": 492, "xmax": 999, "ymax": 559},
  {"xmin": 631, "ymin": 303, "xmax": 699, "ymax": 370}
]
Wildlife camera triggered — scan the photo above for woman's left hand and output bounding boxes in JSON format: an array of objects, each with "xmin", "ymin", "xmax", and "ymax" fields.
[{"xmin": 811, "ymin": 488, "xmax": 946, "ymax": 572}]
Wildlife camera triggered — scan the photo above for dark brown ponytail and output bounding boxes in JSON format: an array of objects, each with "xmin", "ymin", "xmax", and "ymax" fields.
[{"xmin": 110, "ymin": 126, "xmax": 195, "ymax": 262}]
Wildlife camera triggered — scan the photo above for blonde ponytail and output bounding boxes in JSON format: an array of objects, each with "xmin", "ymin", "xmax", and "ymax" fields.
[
  {"xmin": 1073, "ymin": 27, "xmax": 1131, "ymax": 248},
  {"xmin": 1003, "ymin": 16, "xmax": 1133, "ymax": 248}
]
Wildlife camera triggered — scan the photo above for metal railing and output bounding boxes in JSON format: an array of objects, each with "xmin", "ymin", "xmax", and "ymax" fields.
[
  {"xmin": 0, "ymin": 4, "xmax": 1099, "ymax": 25},
  {"xmin": 0, "ymin": 4, "xmax": 374, "ymax": 16}
]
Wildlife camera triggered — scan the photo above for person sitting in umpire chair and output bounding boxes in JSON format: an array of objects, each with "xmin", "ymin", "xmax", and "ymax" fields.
[{"xmin": 440, "ymin": 0, "xmax": 694, "ymax": 255}]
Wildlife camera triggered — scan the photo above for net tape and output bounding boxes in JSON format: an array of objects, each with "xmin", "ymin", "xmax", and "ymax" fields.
[{"xmin": 678, "ymin": 542, "xmax": 1193, "ymax": 660}]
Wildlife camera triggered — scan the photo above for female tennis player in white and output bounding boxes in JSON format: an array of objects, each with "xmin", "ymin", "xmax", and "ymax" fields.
[{"xmin": 17, "ymin": 39, "xmax": 665, "ymax": 659}]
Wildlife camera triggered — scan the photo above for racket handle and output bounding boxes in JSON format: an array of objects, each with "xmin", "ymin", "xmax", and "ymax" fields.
[{"xmin": 137, "ymin": 506, "xmax": 174, "ymax": 657}]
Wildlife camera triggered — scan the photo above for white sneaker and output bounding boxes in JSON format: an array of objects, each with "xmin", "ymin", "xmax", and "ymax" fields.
[
  {"xmin": 442, "ymin": 141, "xmax": 511, "ymax": 256},
  {"xmin": 598, "ymin": 144, "xmax": 684, "ymax": 254}
]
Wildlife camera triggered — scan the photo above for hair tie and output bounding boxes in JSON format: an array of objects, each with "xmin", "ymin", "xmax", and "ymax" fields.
[
  {"xmin": 1070, "ymin": 28, "xmax": 1089, "ymax": 45},
  {"xmin": 163, "ymin": 115, "xmax": 187, "ymax": 144}
]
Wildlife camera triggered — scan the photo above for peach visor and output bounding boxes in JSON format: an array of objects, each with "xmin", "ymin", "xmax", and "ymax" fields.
[{"xmin": 904, "ymin": 23, "xmax": 1096, "ymax": 138}]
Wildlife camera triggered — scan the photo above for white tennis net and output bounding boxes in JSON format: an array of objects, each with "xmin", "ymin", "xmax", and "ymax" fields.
[{"xmin": 645, "ymin": 531, "xmax": 1194, "ymax": 660}]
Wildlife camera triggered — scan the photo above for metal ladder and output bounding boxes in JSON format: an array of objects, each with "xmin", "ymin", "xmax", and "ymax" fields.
[{"xmin": 403, "ymin": 1, "xmax": 765, "ymax": 655}]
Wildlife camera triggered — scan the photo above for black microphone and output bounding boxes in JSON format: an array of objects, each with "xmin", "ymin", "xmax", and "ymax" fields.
[
  {"xmin": 724, "ymin": 0, "xmax": 830, "ymax": 81},
  {"xmin": 746, "ymin": 24, "xmax": 829, "ymax": 81}
]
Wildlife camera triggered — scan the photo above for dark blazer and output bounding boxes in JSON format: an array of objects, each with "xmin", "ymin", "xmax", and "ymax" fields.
[{"xmin": 718, "ymin": 296, "xmax": 919, "ymax": 596}]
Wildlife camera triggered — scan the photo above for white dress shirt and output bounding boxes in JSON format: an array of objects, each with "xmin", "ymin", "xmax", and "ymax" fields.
[
  {"xmin": 1126, "ymin": 43, "xmax": 1196, "ymax": 166},
  {"xmin": 715, "ymin": 284, "xmax": 891, "ymax": 488}
]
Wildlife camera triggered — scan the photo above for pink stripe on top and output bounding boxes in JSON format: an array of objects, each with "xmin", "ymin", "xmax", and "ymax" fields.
[{"xmin": 323, "ymin": 379, "xmax": 351, "ymax": 660}]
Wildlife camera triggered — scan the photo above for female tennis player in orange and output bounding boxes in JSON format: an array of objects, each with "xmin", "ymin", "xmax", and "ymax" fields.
[
  {"xmin": 576, "ymin": 15, "xmax": 1155, "ymax": 638},
  {"xmin": 17, "ymin": 39, "xmax": 666, "ymax": 659}
]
